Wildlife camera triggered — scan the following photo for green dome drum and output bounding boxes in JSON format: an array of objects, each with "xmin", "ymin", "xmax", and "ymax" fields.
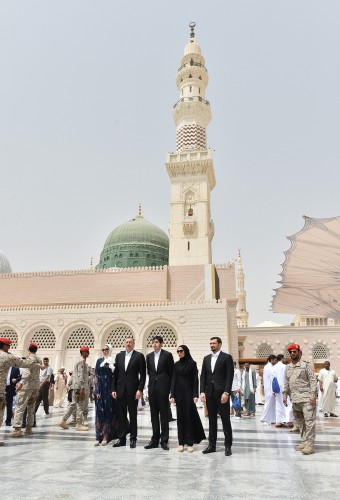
[{"xmin": 96, "ymin": 209, "xmax": 169, "ymax": 269}]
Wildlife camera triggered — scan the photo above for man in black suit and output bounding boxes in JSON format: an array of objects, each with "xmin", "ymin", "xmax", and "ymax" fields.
[
  {"xmin": 111, "ymin": 337, "xmax": 146, "ymax": 449},
  {"xmin": 145, "ymin": 335, "xmax": 174, "ymax": 450},
  {"xmin": 200, "ymin": 336, "xmax": 234, "ymax": 456},
  {"xmin": 5, "ymin": 367, "xmax": 21, "ymax": 426}
]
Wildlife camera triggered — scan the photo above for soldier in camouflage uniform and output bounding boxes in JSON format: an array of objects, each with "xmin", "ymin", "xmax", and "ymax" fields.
[
  {"xmin": 59, "ymin": 347, "xmax": 91, "ymax": 431},
  {"xmin": 283, "ymin": 343, "xmax": 317, "ymax": 455},
  {"xmin": 9, "ymin": 342, "xmax": 42, "ymax": 437},
  {"xmin": 0, "ymin": 337, "xmax": 41, "ymax": 445}
]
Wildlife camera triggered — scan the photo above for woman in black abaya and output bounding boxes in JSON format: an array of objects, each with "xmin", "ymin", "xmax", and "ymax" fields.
[{"xmin": 170, "ymin": 345, "xmax": 206, "ymax": 452}]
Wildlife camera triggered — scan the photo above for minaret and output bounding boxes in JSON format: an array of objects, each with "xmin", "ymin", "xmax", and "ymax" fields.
[
  {"xmin": 236, "ymin": 250, "xmax": 249, "ymax": 327},
  {"xmin": 166, "ymin": 23, "xmax": 216, "ymax": 266}
]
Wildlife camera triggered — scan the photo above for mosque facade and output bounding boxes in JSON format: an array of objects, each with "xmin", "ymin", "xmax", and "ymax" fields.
[{"xmin": 0, "ymin": 25, "xmax": 239, "ymax": 372}]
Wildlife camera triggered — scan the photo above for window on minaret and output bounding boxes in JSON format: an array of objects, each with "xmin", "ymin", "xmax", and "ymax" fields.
[
  {"xmin": 199, "ymin": 88, "xmax": 201, "ymax": 94},
  {"xmin": 190, "ymin": 85, "xmax": 192, "ymax": 93},
  {"xmin": 190, "ymin": 59, "xmax": 194, "ymax": 66},
  {"xmin": 189, "ymin": 74, "xmax": 192, "ymax": 78},
  {"xmin": 188, "ymin": 242, "xmax": 190, "ymax": 251},
  {"xmin": 199, "ymin": 75, "xmax": 202, "ymax": 80}
]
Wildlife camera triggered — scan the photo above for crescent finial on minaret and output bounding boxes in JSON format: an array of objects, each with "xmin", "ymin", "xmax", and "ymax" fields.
[{"xmin": 189, "ymin": 21, "xmax": 196, "ymax": 38}]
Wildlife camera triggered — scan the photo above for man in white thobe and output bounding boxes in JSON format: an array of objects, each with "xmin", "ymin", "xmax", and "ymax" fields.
[
  {"xmin": 54, "ymin": 367, "xmax": 68, "ymax": 408},
  {"xmin": 260, "ymin": 355, "xmax": 277, "ymax": 425},
  {"xmin": 255, "ymin": 369, "xmax": 263, "ymax": 405},
  {"xmin": 272, "ymin": 354, "xmax": 288, "ymax": 427},
  {"xmin": 318, "ymin": 361, "xmax": 338, "ymax": 417}
]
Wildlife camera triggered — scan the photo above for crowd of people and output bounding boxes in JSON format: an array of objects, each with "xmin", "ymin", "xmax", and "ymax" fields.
[{"xmin": 0, "ymin": 335, "xmax": 338, "ymax": 456}]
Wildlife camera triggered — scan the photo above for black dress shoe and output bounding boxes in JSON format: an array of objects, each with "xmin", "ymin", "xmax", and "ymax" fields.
[
  {"xmin": 225, "ymin": 446, "xmax": 232, "ymax": 456},
  {"xmin": 161, "ymin": 443, "xmax": 169, "ymax": 451},
  {"xmin": 144, "ymin": 441, "xmax": 159, "ymax": 449},
  {"xmin": 113, "ymin": 439, "xmax": 126, "ymax": 448},
  {"xmin": 130, "ymin": 439, "xmax": 137, "ymax": 449},
  {"xmin": 202, "ymin": 445, "xmax": 216, "ymax": 454}
]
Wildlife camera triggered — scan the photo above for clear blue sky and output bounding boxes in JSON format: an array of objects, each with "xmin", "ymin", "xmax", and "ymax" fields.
[{"xmin": 1, "ymin": 0, "xmax": 340, "ymax": 325}]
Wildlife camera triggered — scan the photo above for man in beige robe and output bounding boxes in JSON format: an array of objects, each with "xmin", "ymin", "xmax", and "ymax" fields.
[{"xmin": 318, "ymin": 361, "xmax": 338, "ymax": 417}]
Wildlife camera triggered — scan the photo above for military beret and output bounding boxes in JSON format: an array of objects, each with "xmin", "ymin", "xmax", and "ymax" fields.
[
  {"xmin": 80, "ymin": 346, "xmax": 90, "ymax": 352},
  {"xmin": 287, "ymin": 343, "xmax": 301, "ymax": 352},
  {"xmin": 29, "ymin": 342, "xmax": 39, "ymax": 348},
  {"xmin": 0, "ymin": 337, "xmax": 12, "ymax": 345}
]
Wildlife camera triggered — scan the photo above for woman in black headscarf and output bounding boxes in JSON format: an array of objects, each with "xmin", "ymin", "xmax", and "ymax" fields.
[{"xmin": 170, "ymin": 345, "xmax": 206, "ymax": 452}]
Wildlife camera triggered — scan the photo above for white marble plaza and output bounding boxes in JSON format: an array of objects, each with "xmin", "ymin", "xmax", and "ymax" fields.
[{"xmin": 1, "ymin": 403, "xmax": 340, "ymax": 500}]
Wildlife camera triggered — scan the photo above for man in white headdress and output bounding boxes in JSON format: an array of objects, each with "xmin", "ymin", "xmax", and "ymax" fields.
[
  {"xmin": 318, "ymin": 361, "xmax": 338, "ymax": 417},
  {"xmin": 260, "ymin": 355, "xmax": 277, "ymax": 425},
  {"xmin": 54, "ymin": 367, "xmax": 68, "ymax": 408}
]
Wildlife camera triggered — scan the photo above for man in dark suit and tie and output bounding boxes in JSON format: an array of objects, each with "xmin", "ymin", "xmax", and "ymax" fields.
[
  {"xmin": 111, "ymin": 336, "xmax": 146, "ymax": 449},
  {"xmin": 5, "ymin": 367, "xmax": 21, "ymax": 426},
  {"xmin": 200, "ymin": 336, "xmax": 234, "ymax": 456},
  {"xmin": 145, "ymin": 335, "xmax": 174, "ymax": 450}
]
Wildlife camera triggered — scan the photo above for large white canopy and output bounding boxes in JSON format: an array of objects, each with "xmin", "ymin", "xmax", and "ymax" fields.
[{"xmin": 272, "ymin": 216, "xmax": 340, "ymax": 319}]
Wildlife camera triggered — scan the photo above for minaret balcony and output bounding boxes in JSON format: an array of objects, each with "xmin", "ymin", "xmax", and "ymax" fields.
[
  {"xmin": 178, "ymin": 61, "xmax": 207, "ymax": 72},
  {"xmin": 165, "ymin": 149, "xmax": 216, "ymax": 189},
  {"xmin": 173, "ymin": 96, "xmax": 210, "ymax": 109},
  {"xmin": 167, "ymin": 149, "xmax": 211, "ymax": 163}
]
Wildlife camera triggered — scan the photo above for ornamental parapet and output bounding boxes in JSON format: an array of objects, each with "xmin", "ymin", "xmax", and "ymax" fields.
[
  {"xmin": 0, "ymin": 298, "xmax": 225, "ymax": 312},
  {"xmin": 0, "ymin": 265, "xmax": 168, "ymax": 279}
]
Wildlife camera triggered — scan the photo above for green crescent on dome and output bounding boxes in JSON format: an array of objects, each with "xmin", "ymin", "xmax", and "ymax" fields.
[{"xmin": 96, "ymin": 205, "xmax": 169, "ymax": 269}]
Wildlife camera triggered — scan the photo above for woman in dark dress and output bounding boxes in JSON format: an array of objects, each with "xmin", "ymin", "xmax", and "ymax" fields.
[
  {"xmin": 171, "ymin": 345, "xmax": 206, "ymax": 452},
  {"xmin": 94, "ymin": 344, "xmax": 118, "ymax": 446}
]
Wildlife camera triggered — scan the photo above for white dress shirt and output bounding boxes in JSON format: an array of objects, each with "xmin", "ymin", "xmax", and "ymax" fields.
[
  {"xmin": 125, "ymin": 350, "xmax": 134, "ymax": 370},
  {"xmin": 154, "ymin": 349, "xmax": 161, "ymax": 371},
  {"xmin": 211, "ymin": 350, "xmax": 221, "ymax": 373},
  {"xmin": 6, "ymin": 368, "xmax": 11, "ymax": 386}
]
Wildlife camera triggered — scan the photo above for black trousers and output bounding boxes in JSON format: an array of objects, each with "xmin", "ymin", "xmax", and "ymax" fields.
[
  {"xmin": 5, "ymin": 387, "xmax": 15, "ymax": 425},
  {"xmin": 34, "ymin": 382, "xmax": 50, "ymax": 415},
  {"xmin": 206, "ymin": 389, "xmax": 232, "ymax": 447},
  {"xmin": 149, "ymin": 387, "xmax": 170, "ymax": 444},
  {"xmin": 117, "ymin": 392, "xmax": 138, "ymax": 440}
]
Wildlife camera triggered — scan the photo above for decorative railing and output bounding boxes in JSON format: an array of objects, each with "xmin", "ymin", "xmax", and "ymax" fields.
[
  {"xmin": 173, "ymin": 96, "xmax": 210, "ymax": 109},
  {"xmin": 178, "ymin": 62, "xmax": 207, "ymax": 72}
]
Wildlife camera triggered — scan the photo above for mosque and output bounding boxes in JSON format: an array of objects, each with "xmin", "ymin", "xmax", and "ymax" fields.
[
  {"xmin": 1, "ymin": 24, "xmax": 339, "ymax": 375},
  {"xmin": 0, "ymin": 24, "xmax": 238, "ymax": 372}
]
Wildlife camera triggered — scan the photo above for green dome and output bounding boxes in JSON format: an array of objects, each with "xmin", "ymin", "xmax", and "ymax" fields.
[{"xmin": 96, "ymin": 213, "xmax": 169, "ymax": 269}]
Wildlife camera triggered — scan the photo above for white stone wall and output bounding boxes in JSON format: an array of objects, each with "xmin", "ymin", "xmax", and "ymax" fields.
[
  {"xmin": 239, "ymin": 325, "xmax": 340, "ymax": 373},
  {"xmin": 1, "ymin": 299, "xmax": 234, "ymax": 374}
]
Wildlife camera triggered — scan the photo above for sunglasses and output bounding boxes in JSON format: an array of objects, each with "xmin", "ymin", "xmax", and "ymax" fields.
[
  {"xmin": 102, "ymin": 348, "xmax": 109, "ymax": 351},
  {"xmin": 289, "ymin": 350, "xmax": 298, "ymax": 354},
  {"xmin": 177, "ymin": 349, "xmax": 184, "ymax": 353}
]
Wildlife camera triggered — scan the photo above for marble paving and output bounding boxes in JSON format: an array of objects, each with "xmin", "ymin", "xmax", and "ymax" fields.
[{"xmin": 1, "ymin": 402, "xmax": 340, "ymax": 500}]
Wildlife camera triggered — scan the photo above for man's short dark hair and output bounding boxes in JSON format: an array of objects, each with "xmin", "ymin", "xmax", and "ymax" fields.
[
  {"xmin": 277, "ymin": 354, "xmax": 284, "ymax": 361},
  {"xmin": 43, "ymin": 357, "xmax": 49, "ymax": 361},
  {"xmin": 152, "ymin": 335, "xmax": 163, "ymax": 344},
  {"xmin": 0, "ymin": 341, "xmax": 5, "ymax": 349},
  {"xmin": 29, "ymin": 345, "xmax": 38, "ymax": 353},
  {"xmin": 268, "ymin": 354, "xmax": 277, "ymax": 362},
  {"xmin": 210, "ymin": 336, "xmax": 222, "ymax": 344}
]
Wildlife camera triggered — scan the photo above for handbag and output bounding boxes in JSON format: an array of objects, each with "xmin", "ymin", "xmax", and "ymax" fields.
[
  {"xmin": 232, "ymin": 394, "xmax": 241, "ymax": 411},
  {"xmin": 272, "ymin": 376, "xmax": 280, "ymax": 394}
]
